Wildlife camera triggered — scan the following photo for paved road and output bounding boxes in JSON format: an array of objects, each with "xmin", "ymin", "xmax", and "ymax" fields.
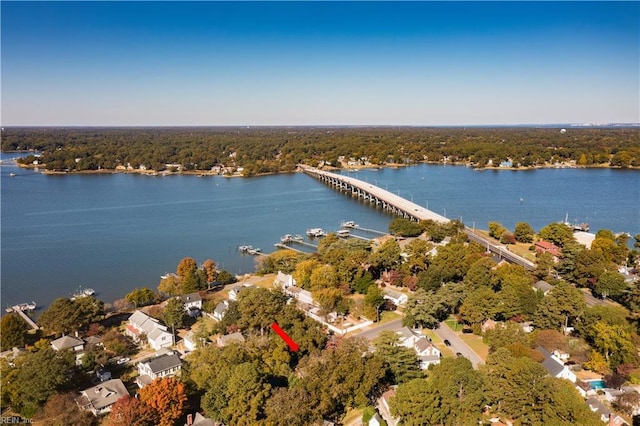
[
  {"xmin": 352, "ymin": 318, "xmax": 403, "ymax": 341},
  {"xmin": 465, "ymin": 229, "xmax": 535, "ymax": 270},
  {"xmin": 434, "ymin": 323, "xmax": 484, "ymax": 368}
]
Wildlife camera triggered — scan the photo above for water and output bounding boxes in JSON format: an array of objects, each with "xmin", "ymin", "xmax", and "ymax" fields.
[{"xmin": 1, "ymin": 152, "xmax": 638, "ymax": 310}]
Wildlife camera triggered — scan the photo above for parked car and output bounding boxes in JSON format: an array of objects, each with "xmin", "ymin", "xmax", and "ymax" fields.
[
  {"xmin": 117, "ymin": 357, "xmax": 130, "ymax": 365},
  {"xmin": 443, "ymin": 339, "xmax": 451, "ymax": 346}
]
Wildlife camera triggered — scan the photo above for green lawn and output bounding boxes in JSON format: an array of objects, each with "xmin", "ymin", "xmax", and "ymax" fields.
[
  {"xmin": 459, "ymin": 334, "xmax": 489, "ymax": 360},
  {"xmin": 378, "ymin": 310, "xmax": 401, "ymax": 325}
]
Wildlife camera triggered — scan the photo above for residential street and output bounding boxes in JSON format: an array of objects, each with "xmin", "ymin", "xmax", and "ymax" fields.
[
  {"xmin": 434, "ymin": 323, "xmax": 484, "ymax": 368},
  {"xmin": 352, "ymin": 318, "xmax": 403, "ymax": 341}
]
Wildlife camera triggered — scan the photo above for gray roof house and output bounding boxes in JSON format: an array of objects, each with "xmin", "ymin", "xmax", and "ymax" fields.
[
  {"xmin": 51, "ymin": 335, "xmax": 85, "ymax": 365},
  {"xmin": 76, "ymin": 379, "xmax": 129, "ymax": 416},
  {"xmin": 213, "ymin": 300, "xmax": 229, "ymax": 321},
  {"xmin": 136, "ymin": 352, "xmax": 182, "ymax": 388},
  {"xmin": 180, "ymin": 292, "xmax": 203, "ymax": 317},
  {"xmin": 126, "ymin": 310, "xmax": 173, "ymax": 350},
  {"xmin": 539, "ymin": 346, "xmax": 576, "ymax": 383},
  {"xmin": 533, "ymin": 280, "xmax": 553, "ymax": 295},
  {"xmin": 217, "ymin": 332, "xmax": 245, "ymax": 347}
]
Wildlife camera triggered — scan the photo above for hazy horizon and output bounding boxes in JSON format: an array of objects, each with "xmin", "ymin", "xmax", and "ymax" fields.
[{"xmin": 2, "ymin": 2, "xmax": 638, "ymax": 127}]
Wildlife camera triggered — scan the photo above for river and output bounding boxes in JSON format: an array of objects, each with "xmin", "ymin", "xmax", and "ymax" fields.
[{"xmin": 1, "ymin": 152, "xmax": 638, "ymax": 310}]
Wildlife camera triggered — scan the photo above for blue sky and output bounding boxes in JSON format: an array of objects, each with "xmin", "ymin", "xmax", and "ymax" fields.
[{"xmin": 1, "ymin": 1, "xmax": 638, "ymax": 126}]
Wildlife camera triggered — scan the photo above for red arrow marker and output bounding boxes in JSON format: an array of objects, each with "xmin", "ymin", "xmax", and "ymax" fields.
[{"xmin": 271, "ymin": 322, "xmax": 299, "ymax": 352}]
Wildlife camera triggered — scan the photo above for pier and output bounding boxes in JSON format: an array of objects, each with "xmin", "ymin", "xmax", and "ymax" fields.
[
  {"xmin": 16, "ymin": 310, "xmax": 39, "ymax": 331},
  {"xmin": 301, "ymin": 165, "xmax": 534, "ymax": 271}
]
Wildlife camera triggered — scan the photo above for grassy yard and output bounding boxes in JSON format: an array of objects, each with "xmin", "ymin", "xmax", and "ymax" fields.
[
  {"xmin": 459, "ymin": 334, "xmax": 489, "ymax": 360},
  {"xmin": 378, "ymin": 310, "xmax": 401, "ymax": 325}
]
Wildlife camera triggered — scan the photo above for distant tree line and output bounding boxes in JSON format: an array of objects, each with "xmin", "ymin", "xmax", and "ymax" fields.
[{"xmin": 3, "ymin": 126, "xmax": 639, "ymax": 173}]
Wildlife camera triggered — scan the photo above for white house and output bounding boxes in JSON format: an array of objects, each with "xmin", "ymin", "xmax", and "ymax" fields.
[
  {"xmin": 414, "ymin": 337, "xmax": 441, "ymax": 369},
  {"xmin": 539, "ymin": 347, "xmax": 577, "ymax": 383},
  {"xmin": 229, "ymin": 285, "xmax": 255, "ymax": 301},
  {"xmin": 274, "ymin": 271, "xmax": 296, "ymax": 288},
  {"xmin": 284, "ymin": 285, "xmax": 315, "ymax": 306},
  {"xmin": 213, "ymin": 300, "xmax": 229, "ymax": 321},
  {"xmin": 136, "ymin": 352, "xmax": 182, "ymax": 388},
  {"xmin": 51, "ymin": 335, "xmax": 85, "ymax": 365},
  {"xmin": 396, "ymin": 327, "xmax": 420, "ymax": 349},
  {"xmin": 183, "ymin": 330, "xmax": 204, "ymax": 352},
  {"xmin": 126, "ymin": 310, "xmax": 173, "ymax": 350},
  {"xmin": 180, "ymin": 292, "xmax": 203, "ymax": 317},
  {"xmin": 75, "ymin": 379, "xmax": 129, "ymax": 416},
  {"xmin": 383, "ymin": 288, "xmax": 408, "ymax": 306}
]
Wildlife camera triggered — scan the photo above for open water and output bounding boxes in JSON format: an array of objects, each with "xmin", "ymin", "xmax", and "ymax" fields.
[{"xmin": 1, "ymin": 151, "xmax": 638, "ymax": 310}]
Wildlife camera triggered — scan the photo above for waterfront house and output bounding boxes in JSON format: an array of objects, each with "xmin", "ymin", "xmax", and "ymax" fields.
[
  {"xmin": 274, "ymin": 271, "xmax": 297, "ymax": 288},
  {"xmin": 180, "ymin": 292, "xmax": 203, "ymax": 317},
  {"xmin": 51, "ymin": 335, "xmax": 85, "ymax": 365},
  {"xmin": 535, "ymin": 240, "xmax": 562, "ymax": 259},
  {"xmin": 217, "ymin": 332, "xmax": 245, "ymax": 347},
  {"xmin": 136, "ymin": 352, "xmax": 182, "ymax": 388},
  {"xmin": 76, "ymin": 379, "xmax": 129, "ymax": 416},
  {"xmin": 213, "ymin": 300, "xmax": 229, "ymax": 321},
  {"xmin": 383, "ymin": 288, "xmax": 408, "ymax": 306},
  {"xmin": 126, "ymin": 310, "xmax": 173, "ymax": 350}
]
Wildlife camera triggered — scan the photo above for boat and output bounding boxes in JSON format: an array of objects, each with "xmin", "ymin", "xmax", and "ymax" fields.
[
  {"xmin": 341, "ymin": 221, "xmax": 359, "ymax": 228},
  {"xmin": 6, "ymin": 301, "xmax": 36, "ymax": 313},
  {"xmin": 71, "ymin": 287, "xmax": 95, "ymax": 299},
  {"xmin": 337, "ymin": 230, "xmax": 350, "ymax": 238},
  {"xmin": 306, "ymin": 228, "xmax": 326, "ymax": 238},
  {"xmin": 561, "ymin": 213, "xmax": 590, "ymax": 232},
  {"xmin": 247, "ymin": 247, "xmax": 263, "ymax": 255},
  {"xmin": 280, "ymin": 234, "xmax": 305, "ymax": 243},
  {"xmin": 9, "ymin": 173, "xmax": 16, "ymax": 177},
  {"xmin": 239, "ymin": 245, "xmax": 254, "ymax": 253}
]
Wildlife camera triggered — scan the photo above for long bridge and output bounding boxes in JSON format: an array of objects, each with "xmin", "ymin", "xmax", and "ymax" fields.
[{"xmin": 301, "ymin": 165, "xmax": 535, "ymax": 270}]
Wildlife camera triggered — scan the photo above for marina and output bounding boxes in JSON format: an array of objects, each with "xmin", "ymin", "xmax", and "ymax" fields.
[{"xmin": 5, "ymin": 302, "xmax": 39, "ymax": 330}]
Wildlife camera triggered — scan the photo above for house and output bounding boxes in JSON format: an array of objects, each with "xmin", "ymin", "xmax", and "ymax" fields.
[
  {"xmin": 586, "ymin": 397, "xmax": 621, "ymax": 424},
  {"xmin": 535, "ymin": 240, "xmax": 562, "ymax": 258},
  {"xmin": 369, "ymin": 413, "xmax": 383, "ymax": 426},
  {"xmin": 552, "ymin": 349, "xmax": 570, "ymax": 362},
  {"xmin": 397, "ymin": 327, "xmax": 420, "ymax": 349},
  {"xmin": 184, "ymin": 330, "xmax": 205, "ymax": 352},
  {"xmin": 185, "ymin": 412, "xmax": 216, "ymax": 426},
  {"xmin": 284, "ymin": 285, "xmax": 315, "ymax": 306},
  {"xmin": 180, "ymin": 292, "xmax": 203, "ymax": 317},
  {"xmin": 229, "ymin": 285, "xmax": 255, "ymax": 301},
  {"xmin": 75, "ymin": 379, "xmax": 129, "ymax": 416},
  {"xmin": 213, "ymin": 300, "xmax": 229, "ymax": 321},
  {"xmin": 84, "ymin": 335, "xmax": 103, "ymax": 348},
  {"xmin": 274, "ymin": 271, "xmax": 296, "ymax": 288},
  {"xmin": 136, "ymin": 352, "xmax": 182, "ymax": 388},
  {"xmin": 125, "ymin": 310, "xmax": 173, "ymax": 350},
  {"xmin": 51, "ymin": 335, "xmax": 85, "ymax": 365},
  {"xmin": 414, "ymin": 337, "xmax": 441, "ymax": 369},
  {"xmin": 217, "ymin": 332, "xmax": 245, "ymax": 347},
  {"xmin": 482, "ymin": 319, "xmax": 501, "ymax": 333},
  {"xmin": 533, "ymin": 280, "xmax": 553, "ymax": 295},
  {"xmin": 383, "ymin": 288, "xmax": 408, "ymax": 306},
  {"xmin": 378, "ymin": 387, "xmax": 398, "ymax": 426},
  {"xmin": 539, "ymin": 347, "xmax": 576, "ymax": 383}
]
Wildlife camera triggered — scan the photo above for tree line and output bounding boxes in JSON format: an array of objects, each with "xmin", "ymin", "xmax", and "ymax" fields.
[{"xmin": 3, "ymin": 126, "xmax": 639, "ymax": 174}]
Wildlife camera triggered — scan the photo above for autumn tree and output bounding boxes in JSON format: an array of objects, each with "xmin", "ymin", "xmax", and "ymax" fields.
[
  {"xmin": 138, "ymin": 377, "xmax": 188, "ymax": 426},
  {"xmin": 40, "ymin": 392, "xmax": 98, "ymax": 426},
  {"xmin": 108, "ymin": 396, "xmax": 159, "ymax": 426},
  {"xmin": 488, "ymin": 221, "xmax": 508, "ymax": 240},
  {"xmin": 157, "ymin": 273, "xmax": 182, "ymax": 296},
  {"xmin": 264, "ymin": 387, "xmax": 320, "ymax": 426},
  {"xmin": 0, "ymin": 313, "xmax": 27, "ymax": 350},
  {"xmin": 176, "ymin": 257, "xmax": 198, "ymax": 277},
  {"xmin": 202, "ymin": 259, "xmax": 218, "ymax": 283}
]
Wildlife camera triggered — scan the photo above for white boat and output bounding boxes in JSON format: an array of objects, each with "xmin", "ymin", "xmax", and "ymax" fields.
[
  {"xmin": 6, "ymin": 301, "xmax": 36, "ymax": 313},
  {"xmin": 9, "ymin": 173, "xmax": 16, "ymax": 177},
  {"xmin": 306, "ymin": 228, "xmax": 325, "ymax": 238},
  {"xmin": 341, "ymin": 221, "xmax": 358, "ymax": 228},
  {"xmin": 280, "ymin": 234, "xmax": 305, "ymax": 243},
  {"xmin": 72, "ymin": 287, "xmax": 95, "ymax": 299},
  {"xmin": 337, "ymin": 230, "xmax": 350, "ymax": 238},
  {"xmin": 239, "ymin": 245, "xmax": 254, "ymax": 253}
]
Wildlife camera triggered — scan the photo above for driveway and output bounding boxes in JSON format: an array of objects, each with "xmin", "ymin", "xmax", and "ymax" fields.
[{"xmin": 434, "ymin": 323, "xmax": 484, "ymax": 368}]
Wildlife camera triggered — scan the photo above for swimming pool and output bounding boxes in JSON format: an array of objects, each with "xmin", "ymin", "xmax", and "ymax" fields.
[{"xmin": 586, "ymin": 379, "xmax": 606, "ymax": 390}]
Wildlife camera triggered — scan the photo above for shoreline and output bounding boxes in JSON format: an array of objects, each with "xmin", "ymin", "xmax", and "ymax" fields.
[{"xmin": 13, "ymin": 158, "xmax": 639, "ymax": 176}]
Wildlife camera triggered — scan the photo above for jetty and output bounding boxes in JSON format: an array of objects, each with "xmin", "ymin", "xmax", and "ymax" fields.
[{"xmin": 301, "ymin": 165, "xmax": 535, "ymax": 271}]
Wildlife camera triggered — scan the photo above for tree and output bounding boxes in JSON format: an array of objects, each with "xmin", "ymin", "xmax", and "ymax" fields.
[
  {"xmin": 0, "ymin": 313, "xmax": 27, "ymax": 350},
  {"xmin": 458, "ymin": 287, "xmax": 497, "ymax": 326},
  {"xmin": 223, "ymin": 362, "xmax": 271, "ymax": 425},
  {"xmin": 594, "ymin": 271, "xmax": 627, "ymax": 298},
  {"xmin": 484, "ymin": 321, "xmax": 530, "ymax": 352},
  {"xmin": 313, "ymin": 287, "xmax": 345, "ymax": 316},
  {"xmin": 364, "ymin": 285, "xmax": 385, "ymax": 321},
  {"xmin": 125, "ymin": 287, "xmax": 157, "ymax": 308},
  {"xmin": 264, "ymin": 387, "xmax": 320, "ymax": 426},
  {"xmin": 40, "ymin": 392, "xmax": 98, "ymax": 426},
  {"xmin": 176, "ymin": 257, "xmax": 198, "ymax": 277},
  {"xmin": 73, "ymin": 296, "xmax": 105, "ymax": 329},
  {"xmin": 157, "ymin": 274, "xmax": 181, "ymax": 296},
  {"xmin": 389, "ymin": 217, "xmax": 423, "ymax": 237},
  {"xmin": 389, "ymin": 378, "xmax": 434, "ymax": 426},
  {"xmin": 182, "ymin": 269, "xmax": 207, "ymax": 293},
  {"xmin": 533, "ymin": 329, "xmax": 569, "ymax": 353},
  {"xmin": 537, "ymin": 223, "xmax": 575, "ymax": 248},
  {"xmin": 533, "ymin": 282, "xmax": 585, "ymax": 332},
  {"xmin": 514, "ymin": 222, "xmax": 535, "ymax": 243},
  {"xmin": 488, "ymin": 221, "xmax": 508, "ymax": 240},
  {"xmin": 38, "ymin": 298, "xmax": 79, "ymax": 335},
  {"xmin": 614, "ymin": 391, "xmax": 640, "ymax": 417},
  {"xmin": 591, "ymin": 321, "xmax": 638, "ymax": 369},
  {"xmin": 309, "ymin": 264, "xmax": 339, "ymax": 291},
  {"xmin": 163, "ymin": 298, "xmax": 185, "ymax": 331},
  {"xmin": 12, "ymin": 347, "xmax": 75, "ymax": 416},
  {"xmin": 108, "ymin": 396, "xmax": 159, "ymax": 426},
  {"xmin": 138, "ymin": 377, "xmax": 188, "ymax": 426},
  {"xmin": 102, "ymin": 329, "xmax": 136, "ymax": 356},
  {"xmin": 373, "ymin": 330, "xmax": 422, "ymax": 384},
  {"xmin": 292, "ymin": 259, "xmax": 321, "ymax": 290},
  {"xmin": 404, "ymin": 289, "xmax": 448, "ymax": 329},
  {"xmin": 463, "ymin": 257, "xmax": 497, "ymax": 291},
  {"xmin": 369, "ymin": 238, "xmax": 402, "ymax": 274},
  {"xmin": 202, "ymin": 259, "xmax": 218, "ymax": 283}
]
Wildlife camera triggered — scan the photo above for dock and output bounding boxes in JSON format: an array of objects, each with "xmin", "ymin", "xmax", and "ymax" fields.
[{"xmin": 16, "ymin": 310, "xmax": 39, "ymax": 331}]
